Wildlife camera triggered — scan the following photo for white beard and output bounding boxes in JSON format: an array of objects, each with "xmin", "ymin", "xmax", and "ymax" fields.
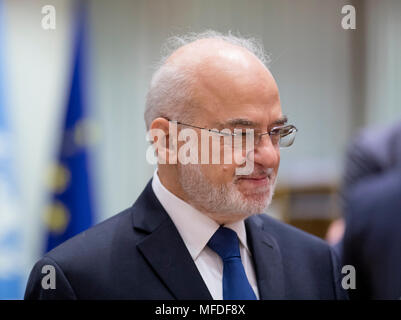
[{"xmin": 177, "ymin": 164, "xmax": 277, "ymax": 220}]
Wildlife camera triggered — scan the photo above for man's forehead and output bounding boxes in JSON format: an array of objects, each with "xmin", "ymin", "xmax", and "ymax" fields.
[{"xmin": 166, "ymin": 38, "xmax": 270, "ymax": 86}]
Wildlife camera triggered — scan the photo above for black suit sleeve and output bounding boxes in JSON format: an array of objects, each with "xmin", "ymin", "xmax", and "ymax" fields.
[
  {"xmin": 329, "ymin": 247, "xmax": 349, "ymax": 300},
  {"xmin": 24, "ymin": 256, "xmax": 77, "ymax": 300},
  {"xmin": 341, "ymin": 182, "xmax": 373, "ymax": 299}
]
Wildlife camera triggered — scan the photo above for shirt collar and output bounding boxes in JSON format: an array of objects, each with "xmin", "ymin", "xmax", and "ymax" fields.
[{"xmin": 151, "ymin": 169, "xmax": 250, "ymax": 260}]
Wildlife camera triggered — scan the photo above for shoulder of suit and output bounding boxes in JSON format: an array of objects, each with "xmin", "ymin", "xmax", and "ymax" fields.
[{"xmin": 44, "ymin": 206, "xmax": 134, "ymax": 265}]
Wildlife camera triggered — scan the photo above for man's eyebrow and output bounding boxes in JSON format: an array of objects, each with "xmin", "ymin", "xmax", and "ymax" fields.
[
  {"xmin": 217, "ymin": 115, "xmax": 288, "ymax": 128},
  {"xmin": 221, "ymin": 118, "xmax": 257, "ymax": 127},
  {"xmin": 271, "ymin": 115, "xmax": 288, "ymax": 126}
]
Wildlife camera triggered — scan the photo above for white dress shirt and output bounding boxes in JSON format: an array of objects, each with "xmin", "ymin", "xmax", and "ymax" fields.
[{"xmin": 151, "ymin": 170, "xmax": 260, "ymax": 300}]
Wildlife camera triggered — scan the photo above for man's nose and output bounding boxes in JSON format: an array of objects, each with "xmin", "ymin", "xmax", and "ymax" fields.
[{"xmin": 251, "ymin": 135, "xmax": 280, "ymax": 169}]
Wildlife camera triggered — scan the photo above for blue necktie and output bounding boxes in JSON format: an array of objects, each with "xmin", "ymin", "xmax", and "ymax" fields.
[{"xmin": 207, "ymin": 226, "xmax": 257, "ymax": 300}]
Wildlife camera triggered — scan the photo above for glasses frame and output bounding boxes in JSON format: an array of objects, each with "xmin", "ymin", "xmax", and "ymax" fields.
[{"xmin": 164, "ymin": 118, "xmax": 298, "ymax": 148}]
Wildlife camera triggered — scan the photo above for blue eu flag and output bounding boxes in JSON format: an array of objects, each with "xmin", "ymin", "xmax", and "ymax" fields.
[
  {"xmin": 44, "ymin": 4, "xmax": 94, "ymax": 252},
  {"xmin": 0, "ymin": 0, "xmax": 24, "ymax": 299}
]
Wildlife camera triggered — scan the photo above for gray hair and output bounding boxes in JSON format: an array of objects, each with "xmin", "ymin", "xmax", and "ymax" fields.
[{"xmin": 144, "ymin": 30, "xmax": 271, "ymax": 130}]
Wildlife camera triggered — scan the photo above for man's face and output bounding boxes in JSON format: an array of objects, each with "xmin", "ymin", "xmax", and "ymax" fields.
[{"xmin": 175, "ymin": 48, "xmax": 282, "ymax": 222}]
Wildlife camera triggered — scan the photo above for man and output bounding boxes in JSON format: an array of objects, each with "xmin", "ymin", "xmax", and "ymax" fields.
[
  {"xmin": 342, "ymin": 168, "xmax": 401, "ymax": 299},
  {"xmin": 339, "ymin": 122, "xmax": 401, "ymax": 299},
  {"xmin": 326, "ymin": 121, "xmax": 401, "ymax": 256},
  {"xmin": 25, "ymin": 31, "xmax": 347, "ymax": 300}
]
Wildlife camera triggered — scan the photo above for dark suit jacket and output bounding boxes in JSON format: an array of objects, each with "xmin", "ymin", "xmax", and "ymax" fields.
[
  {"xmin": 336, "ymin": 121, "xmax": 401, "ymax": 267},
  {"xmin": 25, "ymin": 180, "xmax": 347, "ymax": 300},
  {"xmin": 342, "ymin": 169, "xmax": 401, "ymax": 299}
]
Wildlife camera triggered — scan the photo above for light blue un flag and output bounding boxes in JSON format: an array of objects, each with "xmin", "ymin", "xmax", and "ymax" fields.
[
  {"xmin": 44, "ymin": 2, "xmax": 94, "ymax": 252},
  {"xmin": 0, "ymin": 0, "xmax": 24, "ymax": 299}
]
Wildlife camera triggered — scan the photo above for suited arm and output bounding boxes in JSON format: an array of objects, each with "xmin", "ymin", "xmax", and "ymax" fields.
[
  {"xmin": 24, "ymin": 256, "xmax": 77, "ymax": 300},
  {"xmin": 329, "ymin": 247, "xmax": 349, "ymax": 300}
]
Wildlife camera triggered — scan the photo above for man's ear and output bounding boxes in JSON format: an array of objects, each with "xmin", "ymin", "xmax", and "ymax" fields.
[{"xmin": 149, "ymin": 118, "xmax": 177, "ymax": 164}]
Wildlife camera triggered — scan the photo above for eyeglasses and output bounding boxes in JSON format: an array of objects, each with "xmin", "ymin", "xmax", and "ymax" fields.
[{"xmin": 166, "ymin": 119, "xmax": 298, "ymax": 149}]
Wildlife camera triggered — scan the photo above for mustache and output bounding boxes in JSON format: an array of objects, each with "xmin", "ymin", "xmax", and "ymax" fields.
[{"xmin": 234, "ymin": 167, "xmax": 275, "ymax": 180}]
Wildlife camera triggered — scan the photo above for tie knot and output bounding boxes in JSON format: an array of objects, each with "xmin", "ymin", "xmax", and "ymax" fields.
[{"xmin": 207, "ymin": 226, "xmax": 241, "ymax": 261}]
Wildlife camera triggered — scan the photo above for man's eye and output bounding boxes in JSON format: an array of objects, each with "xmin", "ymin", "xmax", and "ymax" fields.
[
  {"xmin": 232, "ymin": 128, "xmax": 247, "ymax": 136},
  {"xmin": 239, "ymin": 130, "xmax": 257, "ymax": 137},
  {"xmin": 270, "ymin": 128, "xmax": 281, "ymax": 136}
]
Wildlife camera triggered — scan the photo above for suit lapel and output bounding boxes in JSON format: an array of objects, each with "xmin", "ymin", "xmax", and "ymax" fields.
[
  {"xmin": 245, "ymin": 215, "xmax": 286, "ymax": 299},
  {"xmin": 132, "ymin": 180, "xmax": 212, "ymax": 300}
]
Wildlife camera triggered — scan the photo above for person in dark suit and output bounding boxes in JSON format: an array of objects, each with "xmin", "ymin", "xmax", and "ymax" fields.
[
  {"xmin": 326, "ymin": 121, "xmax": 401, "ymax": 252},
  {"xmin": 25, "ymin": 31, "xmax": 347, "ymax": 300},
  {"xmin": 342, "ymin": 168, "xmax": 401, "ymax": 299}
]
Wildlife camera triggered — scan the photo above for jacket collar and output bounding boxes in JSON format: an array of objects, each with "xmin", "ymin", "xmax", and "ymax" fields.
[
  {"xmin": 245, "ymin": 215, "xmax": 285, "ymax": 299},
  {"xmin": 132, "ymin": 179, "xmax": 212, "ymax": 299}
]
